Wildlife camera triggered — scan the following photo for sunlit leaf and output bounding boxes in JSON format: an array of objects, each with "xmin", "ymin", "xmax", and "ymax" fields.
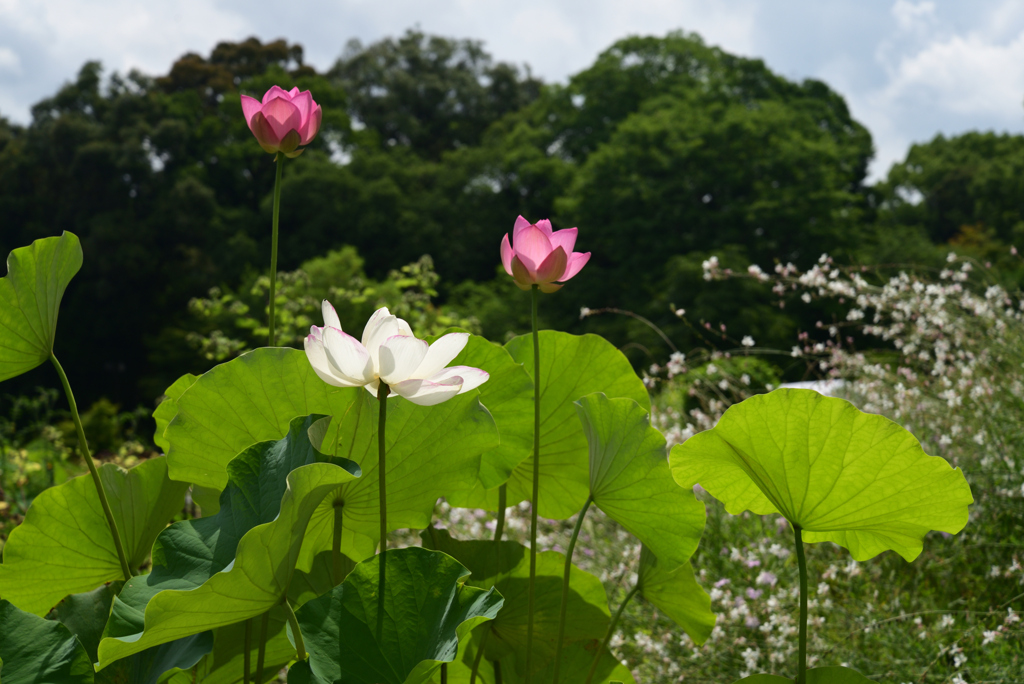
[
  {"xmin": 0, "ymin": 456, "xmax": 189, "ymax": 615},
  {"xmin": 421, "ymin": 528, "xmax": 610, "ymax": 670},
  {"xmin": 97, "ymin": 415, "xmax": 361, "ymax": 666},
  {"xmin": 450, "ymin": 332, "xmax": 649, "ymax": 519},
  {"xmin": 293, "ymin": 547, "xmax": 503, "ymax": 684},
  {"xmin": 575, "ymin": 393, "xmax": 704, "ymax": 569},
  {"xmin": 0, "ymin": 599, "xmax": 93, "ymax": 684},
  {"xmin": 637, "ymin": 546, "xmax": 715, "ymax": 644},
  {"xmin": 670, "ymin": 389, "xmax": 974, "ymax": 561},
  {"xmin": 0, "ymin": 231, "xmax": 81, "ymax": 381},
  {"xmin": 152, "ymin": 373, "xmax": 197, "ymax": 453},
  {"xmin": 95, "ymin": 633, "xmax": 213, "ymax": 684}
]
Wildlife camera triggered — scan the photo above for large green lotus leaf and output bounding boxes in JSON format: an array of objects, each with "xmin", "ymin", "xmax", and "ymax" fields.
[
  {"xmin": 437, "ymin": 638, "xmax": 634, "ymax": 684},
  {"xmin": 450, "ymin": 332, "xmax": 649, "ymax": 519},
  {"xmin": 670, "ymin": 389, "xmax": 974, "ymax": 561},
  {"xmin": 575, "ymin": 393, "xmax": 704, "ymax": 570},
  {"xmin": 430, "ymin": 330, "xmax": 534, "ymax": 490},
  {"xmin": 0, "ymin": 599, "xmax": 93, "ymax": 684},
  {"xmin": 295, "ymin": 389, "xmax": 498, "ymax": 572},
  {"xmin": 733, "ymin": 666, "xmax": 874, "ymax": 683},
  {"xmin": 96, "ymin": 633, "xmax": 213, "ymax": 684},
  {"xmin": 0, "ymin": 456, "xmax": 188, "ymax": 615},
  {"xmin": 421, "ymin": 528, "xmax": 610, "ymax": 670},
  {"xmin": 0, "ymin": 231, "xmax": 82, "ymax": 381},
  {"xmin": 97, "ymin": 416, "xmax": 361, "ymax": 666},
  {"xmin": 164, "ymin": 347, "xmax": 363, "ymax": 489},
  {"xmin": 293, "ymin": 547, "xmax": 503, "ymax": 684},
  {"xmin": 153, "ymin": 373, "xmax": 198, "ymax": 453},
  {"xmin": 54, "ymin": 583, "xmax": 121, "ymax": 663},
  {"xmin": 637, "ymin": 546, "xmax": 715, "ymax": 644}
]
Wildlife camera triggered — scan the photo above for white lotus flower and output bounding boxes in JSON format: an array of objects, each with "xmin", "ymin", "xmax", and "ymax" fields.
[{"xmin": 304, "ymin": 301, "xmax": 488, "ymax": 406}]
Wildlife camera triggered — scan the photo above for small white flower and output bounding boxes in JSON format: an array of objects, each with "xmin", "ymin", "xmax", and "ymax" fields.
[
  {"xmin": 305, "ymin": 302, "xmax": 488, "ymax": 406},
  {"xmin": 742, "ymin": 335, "xmax": 755, "ymax": 347},
  {"xmin": 579, "ymin": 307, "xmax": 592, "ymax": 319}
]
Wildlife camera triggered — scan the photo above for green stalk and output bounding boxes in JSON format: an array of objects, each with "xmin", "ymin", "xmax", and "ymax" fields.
[
  {"xmin": 332, "ymin": 503, "xmax": 345, "ymax": 585},
  {"xmin": 525, "ymin": 284, "xmax": 541, "ymax": 682},
  {"xmin": 551, "ymin": 495, "xmax": 593, "ymax": 684},
  {"xmin": 49, "ymin": 354, "xmax": 132, "ymax": 581},
  {"xmin": 255, "ymin": 611, "xmax": 269, "ymax": 684},
  {"xmin": 376, "ymin": 381, "xmax": 390, "ymax": 643},
  {"xmin": 441, "ymin": 663, "xmax": 448, "ymax": 684},
  {"xmin": 243, "ymin": 618, "xmax": 252, "ymax": 684},
  {"xmin": 268, "ymin": 153, "xmax": 284, "ymax": 346},
  {"xmin": 494, "ymin": 484, "xmax": 507, "ymax": 542},
  {"xmin": 283, "ymin": 598, "xmax": 306, "ymax": 661},
  {"xmin": 584, "ymin": 583, "xmax": 640, "ymax": 684},
  {"xmin": 794, "ymin": 524, "xmax": 808, "ymax": 684},
  {"xmin": 469, "ymin": 628, "xmax": 491, "ymax": 684},
  {"xmin": 493, "ymin": 659, "xmax": 503, "ymax": 684}
]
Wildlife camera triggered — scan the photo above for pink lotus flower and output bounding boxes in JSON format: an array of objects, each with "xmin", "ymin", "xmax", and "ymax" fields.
[
  {"xmin": 500, "ymin": 216, "xmax": 590, "ymax": 293},
  {"xmin": 241, "ymin": 86, "xmax": 322, "ymax": 158}
]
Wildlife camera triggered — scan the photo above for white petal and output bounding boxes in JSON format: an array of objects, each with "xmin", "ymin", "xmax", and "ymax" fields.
[
  {"xmin": 360, "ymin": 307, "xmax": 393, "ymax": 347},
  {"xmin": 425, "ymin": 366, "xmax": 489, "ymax": 393},
  {"xmin": 396, "ymin": 317, "xmax": 414, "ymax": 337},
  {"xmin": 309, "ymin": 325, "xmax": 323, "ymax": 342},
  {"xmin": 322, "ymin": 327, "xmax": 374, "ymax": 384},
  {"xmin": 378, "ymin": 335, "xmax": 429, "ymax": 384},
  {"xmin": 390, "ymin": 376, "xmax": 463, "ymax": 406},
  {"xmin": 361, "ymin": 315, "xmax": 401, "ymax": 368},
  {"xmin": 322, "ymin": 300, "xmax": 341, "ymax": 330},
  {"xmin": 364, "ymin": 380, "xmax": 397, "ymax": 399},
  {"xmin": 412, "ymin": 333, "xmax": 469, "ymax": 379},
  {"xmin": 305, "ymin": 334, "xmax": 362, "ymax": 387}
]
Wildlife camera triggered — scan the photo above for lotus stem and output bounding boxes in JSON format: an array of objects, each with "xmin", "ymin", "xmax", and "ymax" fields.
[
  {"xmin": 333, "ymin": 502, "xmax": 344, "ymax": 585},
  {"xmin": 49, "ymin": 354, "xmax": 133, "ymax": 582},
  {"xmin": 376, "ymin": 381, "xmax": 390, "ymax": 643},
  {"xmin": 493, "ymin": 659, "xmax": 503, "ymax": 684},
  {"xmin": 525, "ymin": 283, "xmax": 541, "ymax": 683},
  {"xmin": 585, "ymin": 583, "xmax": 640, "ymax": 684},
  {"xmin": 494, "ymin": 484, "xmax": 507, "ymax": 542},
  {"xmin": 794, "ymin": 523, "xmax": 808, "ymax": 684},
  {"xmin": 255, "ymin": 611, "xmax": 269, "ymax": 684},
  {"xmin": 469, "ymin": 628, "xmax": 491, "ymax": 684},
  {"xmin": 283, "ymin": 597, "xmax": 306, "ymax": 661},
  {"xmin": 243, "ymin": 618, "xmax": 252, "ymax": 684},
  {"xmin": 552, "ymin": 495, "xmax": 593, "ymax": 683},
  {"xmin": 441, "ymin": 663, "xmax": 448, "ymax": 684},
  {"xmin": 268, "ymin": 153, "xmax": 284, "ymax": 346}
]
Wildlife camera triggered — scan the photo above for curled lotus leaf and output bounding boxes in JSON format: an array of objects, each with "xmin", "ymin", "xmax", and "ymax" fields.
[{"xmin": 670, "ymin": 389, "xmax": 974, "ymax": 561}]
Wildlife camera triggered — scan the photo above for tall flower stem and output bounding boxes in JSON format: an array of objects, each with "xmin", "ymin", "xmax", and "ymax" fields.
[
  {"xmin": 584, "ymin": 583, "xmax": 640, "ymax": 684},
  {"xmin": 376, "ymin": 381, "xmax": 390, "ymax": 643},
  {"xmin": 243, "ymin": 619, "xmax": 252, "ymax": 684},
  {"xmin": 49, "ymin": 353, "xmax": 132, "ymax": 581},
  {"xmin": 267, "ymin": 153, "xmax": 284, "ymax": 346},
  {"xmin": 494, "ymin": 484, "xmax": 507, "ymax": 542},
  {"xmin": 551, "ymin": 495, "xmax": 593, "ymax": 683},
  {"xmin": 525, "ymin": 284, "xmax": 541, "ymax": 682},
  {"xmin": 332, "ymin": 503, "xmax": 345, "ymax": 585},
  {"xmin": 469, "ymin": 628, "xmax": 491, "ymax": 684},
  {"xmin": 283, "ymin": 598, "xmax": 306, "ymax": 661},
  {"xmin": 794, "ymin": 524, "xmax": 808, "ymax": 684},
  {"xmin": 255, "ymin": 611, "xmax": 269, "ymax": 684}
]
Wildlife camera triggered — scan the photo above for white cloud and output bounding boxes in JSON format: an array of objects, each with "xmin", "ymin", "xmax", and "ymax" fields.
[{"xmin": 0, "ymin": 47, "xmax": 20, "ymax": 74}]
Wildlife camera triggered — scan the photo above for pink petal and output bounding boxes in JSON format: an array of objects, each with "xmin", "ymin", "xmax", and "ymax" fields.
[
  {"xmin": 322, "ymin": 327, "xmax": 374, "ymax": 384},
  {"xmin": 510, "ymin": 256, "xmax": 535, "ymax": 289},
  {"xmin": 512, "ymin": 215, "xmax": 532, "ymax": 242},
  {"xmin": 535, "ymin": 219, "xmax": 553, "ymax": 236},
  {"xmin": 560, "ymin": 252, "xmax": 591, "ymax": 281},
  {"xmin": 500, "ymin": 234, "xmax": 514, "ymax": 276},
  {"xmin": 414, "ymin": 333, "xmax": 469, "ymax": 379},
  {"xmin": 305, "ymin": 334, "xmax": 361, "ymax": 387},
  {"xmin": 249, "ymin": 112, "xmax": 282, "ymax": 152},
  {"xmin": 535, "ymin": 247, "xmax": 567, "ymax": 283},
  {"xmin": 288, "ymin": 87, "xmax": 300, "ymax": 98},
  {"xmin": 426, "ymin": 366, "xmax": 489, "ymax": 393},
  {"xmin": 300, "ymin": 104, "xmax": 322, "ymax": 145},
  {"xmin": 262, "ymin": 85, "xmax": 291, "ymax": 105},
  {"xmin": 291, "ymin": 90, "xmax": 313, "ymax": 127},
  {"xmin": 261, "ymin": 98, "xmax": 302, "ymax": 142},
  {"xmin": 390, "ymin": 376, "xmax": 464, "ymax": 406},
  {"xmin": 322, "ymin": 300, "xmax": 341, "ymax": 330},
  {"xmin": 513, "ymin": 224, "xmax": 554, "ymax": 272},
  {"xmin": 379, "ymin": 334, "xmax": 429, "ymax": 384},
  {"xmin": 538, "ymin": 281, "xmax": 564, "ymax": 293},
  {"xmin": 548, "ymin": 227, "xmax": 577, "ymax": 255},
  {"xmin": 240, "ymin": 95, "xmax": 262, "ymax": 129}
]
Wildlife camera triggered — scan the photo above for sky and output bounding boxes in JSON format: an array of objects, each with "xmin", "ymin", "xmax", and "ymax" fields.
[{"xmin": 2, "ymin": 0, "xmax": 1023, "ymax": 181}]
